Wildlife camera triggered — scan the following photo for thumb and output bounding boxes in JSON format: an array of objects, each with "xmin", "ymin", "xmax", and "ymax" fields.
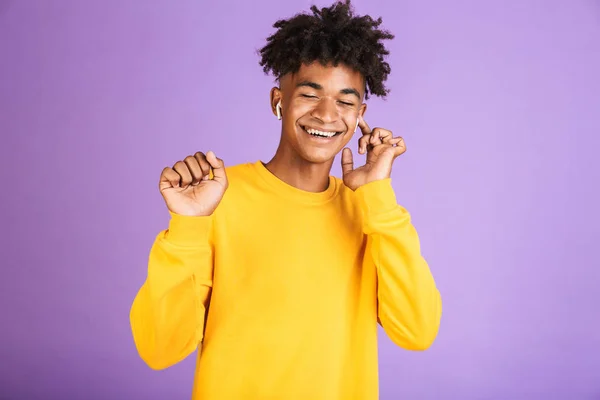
[
  {"xmin": 206, "ymin": 151, "xmax": 228, "ymax": 184},
  {"xmin": 341, "ymin": 148, "xmax": 354, "ymax": 176}
]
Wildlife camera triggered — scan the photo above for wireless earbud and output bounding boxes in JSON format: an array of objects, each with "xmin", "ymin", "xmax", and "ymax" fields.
[
  {"xmin": 355, "ymin": 118, "xmax": 359, "ymax": 130},
  {"xmin": 276, "ymin": 101, "xmax": 282, "ymax": 120}
]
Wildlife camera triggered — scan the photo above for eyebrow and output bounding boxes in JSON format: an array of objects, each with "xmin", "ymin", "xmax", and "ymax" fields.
[{"xmin": 296, "ymin": 80, "xmax": 361, "ymax": 100}]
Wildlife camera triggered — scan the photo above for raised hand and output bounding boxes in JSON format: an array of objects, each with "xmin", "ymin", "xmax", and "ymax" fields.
[
  {"xmin": 341, "ymin": 116, "xmax": 406, "ymax": 190},
  {"xmin": 159, "ymin": 151, "xmax": 228, "ymax": 217}
]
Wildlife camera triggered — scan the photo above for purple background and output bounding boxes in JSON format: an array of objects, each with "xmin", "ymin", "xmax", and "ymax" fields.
[{"xmin": 1, "ymin": 0, "xmax": 599, "ymax": 399}]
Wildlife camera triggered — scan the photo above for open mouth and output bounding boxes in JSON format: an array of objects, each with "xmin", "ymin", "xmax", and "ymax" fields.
[{"xmin": 301, "ymin": 125, "xmax": 343, "ymax": 139}]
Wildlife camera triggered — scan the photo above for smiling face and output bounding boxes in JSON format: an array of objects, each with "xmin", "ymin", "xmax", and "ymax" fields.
[{"xmin": 271, "ymin": 62, "xmax": 367, "ymax": 164}]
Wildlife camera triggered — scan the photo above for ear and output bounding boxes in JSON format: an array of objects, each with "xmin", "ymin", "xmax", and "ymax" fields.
[
  {"xmin": 358, "ymin": 102, "xmax": 367, "ymax": 120},
  {"xmin": 270, "ymin": 87, "xmax": 282, "ymax": 118}
]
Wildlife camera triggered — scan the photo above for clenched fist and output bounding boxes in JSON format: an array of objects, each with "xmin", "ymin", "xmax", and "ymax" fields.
[{"xmin": 159, "ymin": 151, "xmax": 228, "ymax": 217}]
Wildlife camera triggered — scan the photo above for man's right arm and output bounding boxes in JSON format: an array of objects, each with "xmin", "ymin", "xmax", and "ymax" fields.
[{"xmin": 129, "ymin": 212, "xmax": 214, "ymax": 370}]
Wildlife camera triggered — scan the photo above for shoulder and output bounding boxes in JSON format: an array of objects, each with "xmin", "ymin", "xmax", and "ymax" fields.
[
  {"xmin": 331, "ymin": 176, "xmax": 355, "ymax": 200},
  {"xmin": 331, "ymin": 175, "xmax": 362, "ymax": 210},
  {"xmin": 223, "ymin": 161, "xmax": 256, "ymax": 182},
  {"xmin": 211, "ymin": 161, "xmax": 257, "ymax": 217},
  {"xmin": 218, "ymin": 161, "xmax": 262, "ymax": 196},
  {"xmin": 328, "ymin": 176, "xmax": 365, "ymax": 226}
]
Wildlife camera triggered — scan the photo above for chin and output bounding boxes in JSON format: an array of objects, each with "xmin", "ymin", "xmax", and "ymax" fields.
[{"xmin": 299, "ymin": 148, "xmax": 340, "ymax": 164}]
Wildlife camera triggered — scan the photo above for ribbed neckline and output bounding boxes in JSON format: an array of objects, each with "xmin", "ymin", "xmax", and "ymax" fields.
[{"xmin": 252, "ymin": 160, "xmax": 339, "ymax": 205}]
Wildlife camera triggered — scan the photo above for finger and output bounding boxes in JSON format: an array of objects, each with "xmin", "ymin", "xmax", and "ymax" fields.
[
  {"xmin": 159, "ymin": 167, "xmax": 181, "ymax": 191},
  {"xmin": 377, "ymin": 138, "xmax": 406, "ymax": 159},
  {"xmin": 369, "ymin": 128, "xmax": 394, "ymax": 146},
  {"xmin": 369, "ymin": 129, "xmax": 380, "ymax": 146},
  {"xmin": 360, "ymin": 129, "xmax": 386, "ymax": 155},
  {"xmin": 184, "ymin": 155, "xmax": 203, "ymax": 185},
  {"xmin": 369, "ymin": 129, "xmax": 382, "ymax": 146},
  {"xmin": 206, "ymin": 151, "xmax": 228, "ymax": 185},
  {"xmin": 341, "ymin": 147, "xmax": 354, "ymax": 175},
  {"xmin": 357, "ymin": 115, "xmax": 372, "ymax": 154},
  {"xmin": 194, "ymin": 152, "xmax": 212, "ymax": 181},
  {"xmin": 393, "ymin": 137, "xmax": 407, "ymax": 156},
  {"xmin": 389, "ymin": 136, "xmax": 406, "ymax": 149},
  {"xmin": 173, "ymin": 160, "xmax": 193, "ymax": 188},
  {"xmin": 379, "ymin": 129, "xmax": 394, "ymax": 144},
  {"xmin": 377, "ymin": 137, "xmax": 406, "ymax": 154},
  {"xmin": 358, "ymin": 135, "xmax": 370, "ymax": 155},
  {"xmin": 357, "ymin": 115, "xmax": 372, "ymax": 136}
]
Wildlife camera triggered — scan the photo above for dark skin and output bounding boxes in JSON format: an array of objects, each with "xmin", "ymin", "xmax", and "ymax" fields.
[
  {"xmin": 157, "ymin": 62, "xmax": 406, "ymax": 218},
  {"xmin": 266, "ymin": 62, "xmax": 406, "ymax": 193}
]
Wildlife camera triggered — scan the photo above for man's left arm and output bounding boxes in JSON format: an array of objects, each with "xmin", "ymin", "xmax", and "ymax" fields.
[{"xmin": 355, "ymin": 178, "xmax": 442, "ymax": 351}]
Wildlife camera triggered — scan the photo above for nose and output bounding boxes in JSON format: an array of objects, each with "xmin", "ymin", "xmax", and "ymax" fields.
[{"xmin": 310, "ymin": 98, "xmax": 338, "ymax": 124}]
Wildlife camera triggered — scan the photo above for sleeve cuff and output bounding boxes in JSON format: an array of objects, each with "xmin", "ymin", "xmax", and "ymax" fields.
[
  {"xmin": 164, "ymin": 211, "xmax": 213, "ymax": 247},
  {"xmin": 354, "ymin": 178, "xmax": 399, "ymax": 216}
]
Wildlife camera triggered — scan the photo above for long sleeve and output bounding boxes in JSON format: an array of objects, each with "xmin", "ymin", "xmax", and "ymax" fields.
[
  {"xmin": 355, "ymin": 178, "xmax": 442, "ymax": 351},
  {"xmin": 129, "ymin": 211, "xmax": 214, "ymax": 370}
]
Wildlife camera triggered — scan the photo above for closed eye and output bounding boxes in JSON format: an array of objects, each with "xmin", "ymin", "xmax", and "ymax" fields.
[{"xmin": 301, "ymin": 94, "xmax": 318, "ymax": 98}]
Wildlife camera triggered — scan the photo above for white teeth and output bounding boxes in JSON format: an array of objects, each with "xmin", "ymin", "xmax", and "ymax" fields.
[{"xmin": 305, "ymin": 128, "xmax": 338, "ymax": 137}]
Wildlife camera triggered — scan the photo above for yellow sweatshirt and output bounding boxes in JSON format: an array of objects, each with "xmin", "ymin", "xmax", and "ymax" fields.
[{"xmin": 130, "ymin": 160, "xmax": 442, "ymax": 399}]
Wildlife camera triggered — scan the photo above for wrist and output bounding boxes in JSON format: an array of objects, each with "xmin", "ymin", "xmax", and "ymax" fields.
[
  {"xmin": 354, "ymin": 178, "xmax": 398, "ymax": 216},
  {"xmin": 165, "ymin": 211, "xmax": 213, "ymax": 246}
]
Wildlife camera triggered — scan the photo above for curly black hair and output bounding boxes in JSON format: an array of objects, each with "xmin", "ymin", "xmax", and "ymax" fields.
[{"xmin": 258, "ymin": 0, "xmax": 394, "ymax": 99}]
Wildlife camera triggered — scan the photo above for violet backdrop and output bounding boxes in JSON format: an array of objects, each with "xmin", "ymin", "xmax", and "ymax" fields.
[{"xmin": 1, "ymin": 0, "xmax": 599, "ymax": 399}]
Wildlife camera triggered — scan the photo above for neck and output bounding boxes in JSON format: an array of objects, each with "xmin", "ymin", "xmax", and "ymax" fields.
[{"xmin": 264, "ymin": 145, "xmax": 334, "ymax": 193}]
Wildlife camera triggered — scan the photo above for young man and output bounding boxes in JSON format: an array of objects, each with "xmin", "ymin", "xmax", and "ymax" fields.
[{"xmin": 130, "ymin": 1, "xmax": 442, "ymax": 398}]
